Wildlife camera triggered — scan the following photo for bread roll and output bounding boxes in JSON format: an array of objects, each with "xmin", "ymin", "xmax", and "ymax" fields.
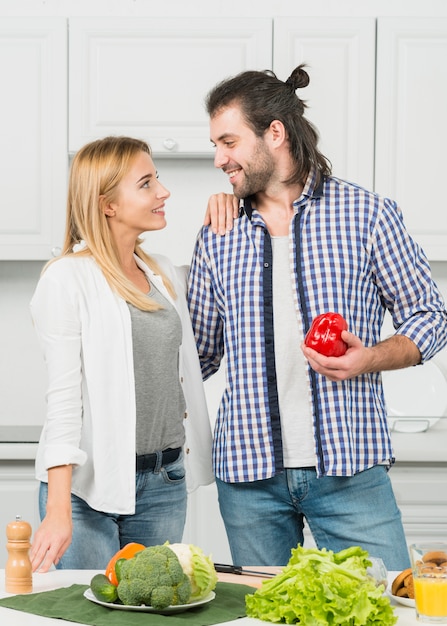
[{"xmin": 392, "ymin": 568, "xmax": 414, "ymax": 599}]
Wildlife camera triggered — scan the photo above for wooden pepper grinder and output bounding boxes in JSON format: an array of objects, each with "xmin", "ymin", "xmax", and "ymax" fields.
[{"xmin": 5, "ymin": 515, "xmax": 33, "ymax": 593}]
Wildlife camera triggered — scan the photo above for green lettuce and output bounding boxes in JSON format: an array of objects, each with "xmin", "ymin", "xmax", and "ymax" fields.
[{"xmin": 245, "ymin": 545, "xmax": 397, "ymax": 625}]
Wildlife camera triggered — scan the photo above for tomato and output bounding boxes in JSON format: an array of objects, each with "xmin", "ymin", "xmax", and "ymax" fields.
[
  {"xmin": 105, "ymin": 542, "xmax": 145, "ymax": 586},
  {"xmin": 304, "ymin": 312, "xmax": 348, "ymax": 357}
]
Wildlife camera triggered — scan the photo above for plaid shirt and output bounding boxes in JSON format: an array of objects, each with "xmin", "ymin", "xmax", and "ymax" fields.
[{"xmin": 188, "ymin": 170, "xmax": 447, "ymax": 483}]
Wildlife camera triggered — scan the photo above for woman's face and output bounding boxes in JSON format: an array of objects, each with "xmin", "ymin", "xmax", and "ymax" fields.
[{"xmin": 106, "ymin": 151, "xmax": 170, "ymax": 237}]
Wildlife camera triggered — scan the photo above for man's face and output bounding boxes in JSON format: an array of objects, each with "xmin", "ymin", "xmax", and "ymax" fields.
[{"xmin": 210, "ymin": 105, "xmax": 275, "ymax": 199}]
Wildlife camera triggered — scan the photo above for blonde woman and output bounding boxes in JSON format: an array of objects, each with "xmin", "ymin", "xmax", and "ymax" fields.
[{"xmin": 29, "ymin": 136, "xmax": 229, "ymax": 572}]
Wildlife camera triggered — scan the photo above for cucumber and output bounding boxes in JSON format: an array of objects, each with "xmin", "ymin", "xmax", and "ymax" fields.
[{"xmin": 90, "ymin": 573, "xmax": 118, "ymax": 603}]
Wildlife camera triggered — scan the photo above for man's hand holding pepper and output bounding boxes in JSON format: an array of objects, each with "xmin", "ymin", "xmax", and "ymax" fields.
[
  {"xmin": 302, "ymin": 330, "xmax": 370, "ymax": 382},
  {"xmin": 302, "ymin": 332, "xmax": 421, "ymax": 382}
]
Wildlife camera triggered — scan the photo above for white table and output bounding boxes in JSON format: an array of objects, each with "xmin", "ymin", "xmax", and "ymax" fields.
[{"xmin": 0, "ymin": 569, "xmax": 419, "ymax": 625}]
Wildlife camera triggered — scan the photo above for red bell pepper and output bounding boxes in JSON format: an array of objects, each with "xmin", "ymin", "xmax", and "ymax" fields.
[{"xmin": 304, "ymin": 312, "xmax": 348, "ymax": 357}]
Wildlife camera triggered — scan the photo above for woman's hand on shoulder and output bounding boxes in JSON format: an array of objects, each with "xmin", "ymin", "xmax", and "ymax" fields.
[{"xmin": 203, "ymin": 193, "xmax": 239, "ymax": 235}]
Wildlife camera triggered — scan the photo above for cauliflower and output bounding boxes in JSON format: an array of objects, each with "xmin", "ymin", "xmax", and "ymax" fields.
[
  {"xmin": 116, "ymin": 545, "xmax": 192, "ymax": 609},
  {"xmin": 167, "ymin": 543, "xmax": 218, "ymax": 601}
]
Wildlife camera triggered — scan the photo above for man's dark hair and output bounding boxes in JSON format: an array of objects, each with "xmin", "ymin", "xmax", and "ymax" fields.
[{"xmin": 206, "ymin": 64, "xmax": 331, "ymax": 187}]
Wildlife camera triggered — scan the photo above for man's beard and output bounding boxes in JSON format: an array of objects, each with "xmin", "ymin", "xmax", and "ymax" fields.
[{"xmin": 233, "ymin": 139, "xmax": 275, "ymax": 199}]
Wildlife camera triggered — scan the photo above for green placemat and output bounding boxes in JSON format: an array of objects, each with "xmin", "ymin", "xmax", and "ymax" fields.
[{"xmin": 0, "ymin": 581, "xmax": 255, "ymax": 626}]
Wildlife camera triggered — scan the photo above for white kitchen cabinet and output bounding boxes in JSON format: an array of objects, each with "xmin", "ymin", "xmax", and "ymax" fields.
[
  {"xmin": 275, "ymin": 17, "xmax": 447, "ymax": 261},
  {"xmin": 0, "ymin": 11, "xmax": 445, "ymax": 261},
  {"xmin": 376, "ymin": 18, "xmax": 447, "ymax": 261},
  {"xmin": 0, "ymin": 18, "xmax": 67, "ymax": 260},
  {"xmin": 68, "ymin": 17, "xmax": 272, "ymax": 156},
  {"xmin": 273, "ymin": 17, "xmax": 376, "ymax": 191},
  {"xmin": 389, "ymin": 463, "xmax": 447, "ymax": 545},
  {"xmin": 0, "ymin": 460, "xmax": 39, "ymax": 569}
]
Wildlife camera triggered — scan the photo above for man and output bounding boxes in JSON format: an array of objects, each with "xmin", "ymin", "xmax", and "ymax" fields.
[{"xmin": 187, "ymin": 65, "xmax": 447, "ymax": 569}]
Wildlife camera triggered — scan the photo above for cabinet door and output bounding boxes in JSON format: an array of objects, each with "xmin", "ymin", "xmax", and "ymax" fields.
[
  {"xmin": 389, "ymin": 463, "xmax": 447, "ymax": 545},
  {"xmin": 273, "ymin": 18, "xmax": 376, "ymax": 190},
  {"xmin": 0, "ymin": 18, "xmax": 67, "ymax": 260},
  {"xmin": 69, "ymin": 17, "xmax": 272, "ymax": 156},
  {"xmin": 376, "ymin": 18, "xmax": 447, "ymax": 261}
]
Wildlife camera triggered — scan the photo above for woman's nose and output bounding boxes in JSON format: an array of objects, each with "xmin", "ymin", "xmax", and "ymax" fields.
[{"xmin": 158, "ymin": 181, "xmax": 170, "ymax": 199}]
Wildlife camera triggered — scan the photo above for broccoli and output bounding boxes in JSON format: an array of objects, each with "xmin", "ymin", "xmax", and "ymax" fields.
[{"xmin": 116, "ymin": 545, "xmax": 192, "ymax": 609}]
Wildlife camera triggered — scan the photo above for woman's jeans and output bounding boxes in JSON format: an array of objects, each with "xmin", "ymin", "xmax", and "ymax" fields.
[
  {"xmin": 39, "ymin": 452, "xmax": 187, "ymax": 569},
  {"xmin": 216, "ymin": 464, "xmax": 410, "ymax": 571}
]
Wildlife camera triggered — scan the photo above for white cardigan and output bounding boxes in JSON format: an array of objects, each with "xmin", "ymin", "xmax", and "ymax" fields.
[{"xmin": 30, "ymin": 253, "xmax": 214, "ymax": 514}]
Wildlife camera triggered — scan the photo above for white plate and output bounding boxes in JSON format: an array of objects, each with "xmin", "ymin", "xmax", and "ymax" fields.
[
  {"xmin": 391, "ymin": 594, "xmax": 415, "ymax": 608},
  {"xmin": 84, "ymin": 588, "xmax": 215, "ymax": 613}
]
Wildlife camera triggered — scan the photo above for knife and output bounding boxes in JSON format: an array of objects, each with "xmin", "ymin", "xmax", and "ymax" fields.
[{"xmin": 214, "ymin": 563, "xmax": 277, "ymax": 578}]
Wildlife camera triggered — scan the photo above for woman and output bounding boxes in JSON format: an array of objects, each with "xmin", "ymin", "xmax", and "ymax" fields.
[{"xmin": 29, "ymin": 136, "xmax": 221, "ymax": 572}]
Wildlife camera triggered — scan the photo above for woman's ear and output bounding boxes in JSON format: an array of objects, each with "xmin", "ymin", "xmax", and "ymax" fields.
[{"xmin": 100, "ymin": 195, "xmax": 116, "ymax": 218}]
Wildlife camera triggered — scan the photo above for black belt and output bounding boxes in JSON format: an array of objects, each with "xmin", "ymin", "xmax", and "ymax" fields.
[{"xmin": 136, "ymin": 447, "xmax": 181, "ymax": 471}]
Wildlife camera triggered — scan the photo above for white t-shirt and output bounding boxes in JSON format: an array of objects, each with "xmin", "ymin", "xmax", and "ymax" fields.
[{"xmin": 271, "ymin": 236, "xmax": 316, "ymax": 467}]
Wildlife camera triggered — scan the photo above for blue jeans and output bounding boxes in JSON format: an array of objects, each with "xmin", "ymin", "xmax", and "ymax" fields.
[
  {"xmin": 39, "ymin": 451, "xmax": 187, "ymax": 569},
  {"xmin": 216, "ymin": 465, "xmax": 410, "ymax": 571}
]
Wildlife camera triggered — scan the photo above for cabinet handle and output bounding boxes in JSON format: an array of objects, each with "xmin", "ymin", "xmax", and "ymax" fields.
[
  {"xmin": 51, "ymin": 246, "xmax": 62, "ymax": 258},
  {"xmin": 163, "ymin": 138, "xmax": 177, "ymax": 151}
]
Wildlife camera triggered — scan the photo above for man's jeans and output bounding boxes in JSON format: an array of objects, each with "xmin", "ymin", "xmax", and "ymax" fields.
[{"xmin": 216, "ymin": 464, "xmax": 410, "ymax": 571}]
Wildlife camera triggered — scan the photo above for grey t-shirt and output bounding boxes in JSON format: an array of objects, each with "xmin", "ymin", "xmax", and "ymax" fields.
[{"xmin": 128, "ymin": 284, "xmax": 186, "ymax": 455}]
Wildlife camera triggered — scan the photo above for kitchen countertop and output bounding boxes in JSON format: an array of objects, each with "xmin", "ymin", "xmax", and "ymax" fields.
[
  {"xmin": 0, "ymin": 443, "xmax": 38, "ymax": 460},
  {"xmin": 2, "ymin": 420, "xmax": 446, "ymax": 463},
  {"xmin": 391, "ymin": 416, "xmax": 447, "ymax": 462},
  {"xmin": 0, "ymin": 426, "xmax": 42, "ymax": 442},
  {"xmin": 0, "ymin": 568, "xmax": 421, "ymax": 625},
  {"xmin": 0, "ymin": 426, "xmax": 41, "ymax": 460}
]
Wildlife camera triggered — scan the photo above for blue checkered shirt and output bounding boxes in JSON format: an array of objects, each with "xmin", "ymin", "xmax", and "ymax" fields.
[{"xmin": 187, "ymin": 171, "xmax": 447, "ymax": 483}]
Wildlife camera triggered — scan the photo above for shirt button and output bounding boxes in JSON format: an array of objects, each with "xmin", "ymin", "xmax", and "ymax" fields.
[
  {"xmin": 264, "ymin": 262, "xmax": 269, "ymax": 268},
  {"xmin": 184, "ymin": 411, "xmax": 188, "ymax": 419}
]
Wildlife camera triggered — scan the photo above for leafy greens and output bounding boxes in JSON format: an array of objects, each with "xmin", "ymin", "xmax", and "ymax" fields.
[{"xmin": 245, "ymin": 545, "xmax": 397, "ymax": 625}]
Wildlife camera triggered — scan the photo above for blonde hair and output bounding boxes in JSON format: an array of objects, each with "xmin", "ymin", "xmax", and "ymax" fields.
[{"xmin": 51, "ymin": 136, "xmax": 175, "ymax": 311}]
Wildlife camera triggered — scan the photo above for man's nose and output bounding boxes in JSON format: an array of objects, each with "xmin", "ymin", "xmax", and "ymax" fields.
[{"xmin": 214, "ymin": 147, "xmax": 228, "ymax": 169}]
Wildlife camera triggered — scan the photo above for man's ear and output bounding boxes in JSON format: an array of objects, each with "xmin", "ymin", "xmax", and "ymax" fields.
[
  {"xmin": 100, "ymin": 195, "xmax": 116, "ymax": 217},
  {"xmin": 268, "ymin": 119, "xmax": 287, "ymax": 147}
]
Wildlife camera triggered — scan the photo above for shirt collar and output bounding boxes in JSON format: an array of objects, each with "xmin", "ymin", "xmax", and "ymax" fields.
[
  {"xmin": 300, "ymin": 167, "xmax": 325, "ymax": 201},
  {"xmin": 240, "ymin": 167, "xmax": 325, "ymax": 220}
]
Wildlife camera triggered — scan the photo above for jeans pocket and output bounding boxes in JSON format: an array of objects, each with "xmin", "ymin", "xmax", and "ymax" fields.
[{"xmin": 162, "ymin": 454, "xmax": 186, "ymax": 483}]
